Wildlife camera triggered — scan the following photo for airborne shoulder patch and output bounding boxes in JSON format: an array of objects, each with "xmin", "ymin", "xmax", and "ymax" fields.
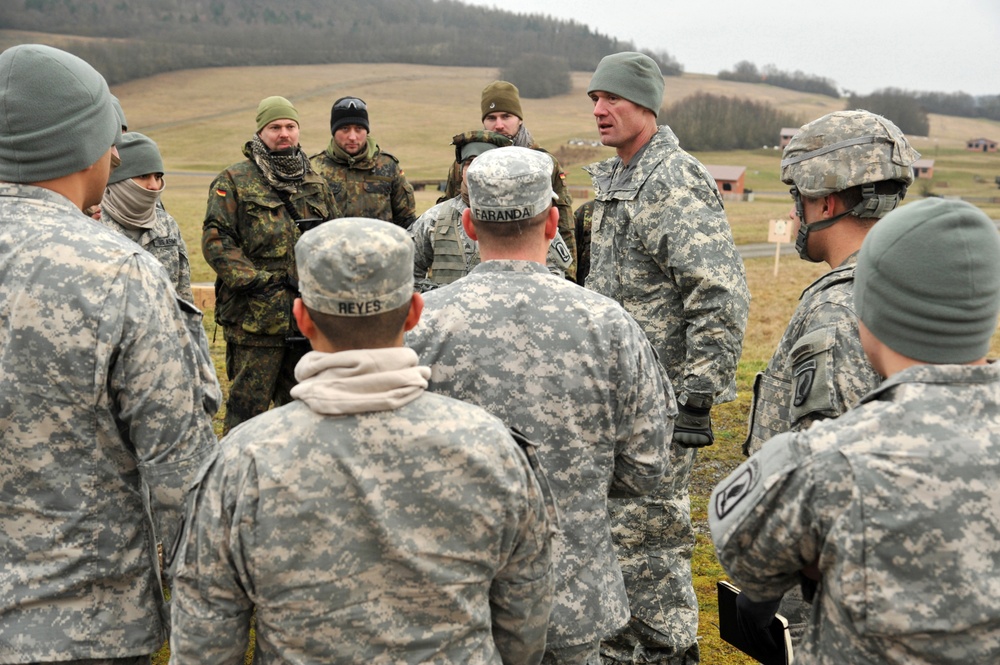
[{"xmin": 714, "ymin": 461, "xmax": 758, "ymax": 520}]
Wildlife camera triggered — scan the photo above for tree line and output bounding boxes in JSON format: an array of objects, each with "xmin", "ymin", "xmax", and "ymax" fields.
[{"xmin": 0, "ymin": 0, "xmax": 679, "ymax": 86}]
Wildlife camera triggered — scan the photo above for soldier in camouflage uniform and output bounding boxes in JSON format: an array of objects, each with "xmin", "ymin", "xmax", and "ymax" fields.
[
  {"xmin": 99, "ymin": 131, "xmax": 194, "ymax": 302},
  {"xmin": 745, "ymin": 110, "xmax": 919, "ymax": 457},
  {"xmin": 408, "ymin": 147, "xmax": 675, "ymax": 665},
  {"xmin": 711, "ymin": 197, "xmax": 1000, "ymax": 664},
  {"xmin": 0, "ymin": 44, "xmax": 219, "ymax": 664},
  {"xmin": 438, "ymin": 81, "xmax": 577, "ymax": 279},
  {"xmin": 204, "ymin": 95, "xmax": 341, "ymax": 433},
  {"xmin": 171, "ymin": 218, "xmax": 554, "ymax": 664},
  {"xmin": 310, "ymin": 95, "xmax": 417, "ymax": 228},
  {"xmin": 584, "ymin": 52, "xmax": 751, "ymax": 664},
  {"xmin": 410, "ymin": 130, "xmax": 573, "ymax": 292}
]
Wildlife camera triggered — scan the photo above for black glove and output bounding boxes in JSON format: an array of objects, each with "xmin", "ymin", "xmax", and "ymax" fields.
[{"xmin": 673, "ymin": 394, "xmax": 714, "ymax": 448}]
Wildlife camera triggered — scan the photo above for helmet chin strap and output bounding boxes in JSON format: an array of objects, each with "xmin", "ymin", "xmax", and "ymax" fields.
[{"xmin": 794, "ymin": 184, "xmax": 904, "ymax": 262}]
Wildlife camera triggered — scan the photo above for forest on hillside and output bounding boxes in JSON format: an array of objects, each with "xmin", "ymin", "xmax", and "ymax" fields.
[{"xmin": 0, "ymin": 0, "xmax": 682, "ymax": 85}]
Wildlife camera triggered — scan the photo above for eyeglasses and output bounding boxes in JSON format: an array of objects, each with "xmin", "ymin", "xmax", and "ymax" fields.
[{"xmin": 334, "ymin": 97, "xmax": 367, "ymax": 111}]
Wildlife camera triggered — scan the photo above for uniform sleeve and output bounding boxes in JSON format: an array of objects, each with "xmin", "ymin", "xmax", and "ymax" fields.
[
  {"xmin": 106, "ymin": 255, "xmax": 219, "ymax": 559},
  {"xmin": 634, "ymin": 164, "xmax": 750, "ymax": 401},
  {"xmin": 709, "ymin": 434, "xmax": 848, "ymax": 602},
  {"xmin": 490, "ymin": 444, "xmax": 555, "ymax": 665},
  {"xmin": 169, "ymin": 213, "xmax": 195, "ymax": 303},
  {"xmin": 391, "ymin": 165, "xmax": 417, "ymax": 229},
  {"xmin": 408, "ymin": 208, "xmax": 440, "ymax": 293},
  {"xmin": 609, "ymin": 318, "xmax": 676, "ymax": 497},
  {"xmin": 202, "ymin": 171, "xmax": 270, "ymax": 292},
  {"xmin": 787, "ymin": 302, "xmax": 880, "ymax": 431},
  {"xmin": 550, "ymin": 157, "xmax": 577, "ymax": 281},
  {"xmin": 170, "ymin": 446, "xmax": 254, "ymax": 664}
]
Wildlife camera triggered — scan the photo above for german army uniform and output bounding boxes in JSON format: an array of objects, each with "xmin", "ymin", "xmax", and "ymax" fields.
[
  {"xmin": 170, "ymin": 348, "xmax": 553, "ymax": 664},
  {"xmin": 409, "ymin": 195, "xmax": 573, "ymax": 292},
  {"xmin": 100, "ymin": 205, "xmax": 194, "ymax": 302},
  {"xmin": 711, "ymin": 363, "xmax": 1000, "ymax": 664},
  {"xmin": 408, "ymin": 259, "xmax": 674, "ymax": 656},
  {"xmin": 585, "ymin": 125, "xmax": 750, "ymax": 663},
  {"xmin": 310, "ymin": 136, "xmax": 417, "ymax": 228},
  {"xmin": 744, "ymin": 252, "xmax": 879, "ymax": 455},
  {"xmin": 439, "ymin": 148, "xmax": 577, "ymax": 279},
  {"xmin": 203, "ymin": 141, "xmax": 340, "ymax": 433},
  {"xmin": 0, "ymin": 183, "xmax": 219, "ymax": 661}
]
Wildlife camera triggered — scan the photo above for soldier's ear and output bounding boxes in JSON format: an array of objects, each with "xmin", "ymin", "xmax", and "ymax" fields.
[
  {"xmin": 293, "ymin": 299, "xmax": 316, "ymax": 340},
  {"xmin": 404, "ymin": 292, "xmax": 424, "ymax": 332},
  {"xmin": 544, "ymin": 206, "xmax": 559, "ymax": 240},
  {"xmin": 461, "ymin": 208, "xmax": 479, "ymax": 241}
]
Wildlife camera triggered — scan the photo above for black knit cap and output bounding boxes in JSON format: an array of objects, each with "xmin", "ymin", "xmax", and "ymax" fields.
[{"xmin": 330, "ymin": 96, "xmax": 369, "ymax": 134}]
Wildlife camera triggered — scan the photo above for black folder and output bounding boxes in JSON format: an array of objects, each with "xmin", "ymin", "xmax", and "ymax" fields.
[{"xmin": 717, "ymin": 580, "xmax": 793, "ymax": 665}]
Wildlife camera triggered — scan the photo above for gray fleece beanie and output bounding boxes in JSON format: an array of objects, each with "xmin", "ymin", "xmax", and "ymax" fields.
[
  {"xmin": 108, "ymin": 132, "xmax": 164, "ymax": 185},
  {"xmin": 855, "ymin": 197, "xmax": 1000, "ymax": 363},
  {"xmin": 588, "ymin": 51, "xmax": 664, "ymax": 115},
  {"xmin": 0, "ymin": 44, "xmax": 120, "ymax": 183}
]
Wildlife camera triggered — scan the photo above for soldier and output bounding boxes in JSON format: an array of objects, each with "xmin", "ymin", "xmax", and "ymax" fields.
[
  {"xmin": 170, "ymin": 218, "xmax": 555, "ymax": 664},
  {"xmin": 710, "ymin": 197, "xmax": 1000, "ymax": 664},
  {"xmin": 573, "ymin": 199, "xmax": 594, "ymax": 285},
  {"xmin": 203, "ymin": 95, "xmax": 341, "ymax": 433},
  {"xmin": 410, "ymin": 129, "xmax": 573, "ymax": 292},
  {"xmin": 0, "ymin": 44, "xmax": 219, "ymax": 663},
  {"xmin": 584, "ymin": 51, "xmax": 751, "ymax": 664},
  {"xmin": 310, "ymin": 95, "xmax": 417, "ymax": 228},
  {"xmin": 745, "ymin": 110, "xmax": 919, "ymax": 457},
  {"xmin": 438, "ymin": 81, "xmax": 578, "ymax": 280},
  {"xmin": 99, "ymin": 131, "xmax": 194, "ymax": 302},
  {"xmin": 741, "ymin": 110, "xmax": 920, "ymax": 643},
  {"xmin": 408, "ymin": 147, "xmax": 675, "ymax": 665}
]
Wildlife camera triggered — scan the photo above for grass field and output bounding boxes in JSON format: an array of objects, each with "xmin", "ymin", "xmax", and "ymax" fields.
[{"xmin": 87, "ymin": 59, "xmax": 1000, "ymax": 662}]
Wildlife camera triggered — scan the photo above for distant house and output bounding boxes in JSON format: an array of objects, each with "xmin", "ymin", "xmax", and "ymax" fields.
[
  {"xmin": 705, "ymin": 165, "xmax": 746, "ymax": 200},
  {"xmin": 966, "ymin": 138, "xmax": 997, "ymax": 152},
  {"xmin": 779, "ymin": 127, "xmax": 799, "ymax": 148},
  {"xmin": 912, "ymin": 158, "xmax": 935, "ymax": 179}
]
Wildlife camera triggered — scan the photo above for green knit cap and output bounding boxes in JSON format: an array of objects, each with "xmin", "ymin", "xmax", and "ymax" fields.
[
  {"xmin": 256, "ymin": 95, "xmax": 299, "ymax": 133},
  {"xmin": 588, "ymin": 51, "xmax": 664, "ymax": 115},
  {"xmin": 0, "ymin": 44, "xmax": 120, "ymax": 183},
  {"xmin": 108, "ymin": 132, "xmax": 164, "ymax": 185},
  {"xmin": 855, "ymin": 197, "xmax": 1000, "ymax": 363},
  {"xmin": 481, "ymin": 81, "xmax": 523, "ymax": 121}
]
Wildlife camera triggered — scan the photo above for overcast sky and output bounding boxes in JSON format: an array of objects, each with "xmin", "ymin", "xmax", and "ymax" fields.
[{"xmin": 460, "ymin": 0, "xmax": 1000, "ymax": 97}]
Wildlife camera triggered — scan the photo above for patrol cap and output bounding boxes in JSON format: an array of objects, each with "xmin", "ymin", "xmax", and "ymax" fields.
[
  {"xmin": 0, "ymin": 44, "xmax": 120, "ymax": 183},
  {"xmin": 451, "ymin": 129, "xmax": 512, "ymax": 163},
  {"xmin": 107, "ymin": 132, "xmax": 164, "ymax": 185},
  {"xmin": 781, "ymin": 109, "xmax": 919, "ymax": 199},
  {"xmin": 466, "ymin": 146, "xmax": 557, "ymax": 223},
  {"xmin": 855, "ymin": 198, "xmax": 1000, "ymax": 364},
  {"xmin": 256, "ymin": 96, "xmax": 299, "ymax": 133},
  {"xmin": 296, "ymin": 218, "xmax": 414, "ymax": 317}
]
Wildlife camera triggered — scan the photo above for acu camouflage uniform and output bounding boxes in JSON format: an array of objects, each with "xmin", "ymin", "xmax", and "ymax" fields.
[
  {"xmin": 310, "ymin": 136, "xmax": 416, "ymax": 228},
  {"xmin": 0, "ymin": 183, "xmax": 219, "ymax": 661},
  {"xmin": 203, "ymin": 141, "xmax": 340, "ymax": 431},
  {"xmin": 439, "ymin": 145, "xmax": 577, "ymax": 280},
  {"xmin": 99, "ymin": 205, "xmax": 194, "ymax": 302},
  {"xmin": 711, "ymin": 363, "xmax": 1000, "ymax": 664},
  {"xmin": 573, "ymin": 199, "xmax": 594, "ymax": 285},
  {"xmin": 744, "ymin": 252, "xmax": 878, "ymax": 455},
  {"xmin": 170, "ymin": 348, "xmax": 554, "ymax": 665},
  {"xmin": 584, "ymin": 125, "xmax": 750, "ymax": 663},
  {"xmin": 407, "ymin": 260, "xmax": 675, "ymax": 654}
]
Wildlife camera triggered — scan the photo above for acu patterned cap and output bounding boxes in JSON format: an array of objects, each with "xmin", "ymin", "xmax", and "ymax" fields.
[
  {"xmin": 451, "ymin": 129, "xmax": 511, "ymax": 163},
  {"xmin": 781, "ymin": 109, "xmax": 919, "ymax": 199},
  {"xmin": 466, "ymin": 146, "xmax": 557, "ymax": 223},
  {"xmin": 296, "ymin": 218, "xmax": 414, "ymax": 317}
]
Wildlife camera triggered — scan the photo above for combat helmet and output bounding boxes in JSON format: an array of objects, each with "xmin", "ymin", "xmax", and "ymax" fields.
[
  {"xmin": 780, "ymin": 109, "xmax": 920, "ymax": 261},
  {"xmin": 451, "ymin": 129, "xmax": 512, "ymax": 164}
]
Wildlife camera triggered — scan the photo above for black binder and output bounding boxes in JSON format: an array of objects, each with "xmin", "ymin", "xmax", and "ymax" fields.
[{"xmin": 717, "ymin": 580, "xmax": 793, "ymax": 665}]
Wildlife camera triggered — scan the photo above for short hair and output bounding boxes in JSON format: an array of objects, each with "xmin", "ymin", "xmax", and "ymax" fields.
[
  {"xmin": 470, "ymin": 206, "xmax": 550, "ymax": 240},
  {"xmin": 305, "ymin": 302, "xmax": 410, "ymax": 350}
]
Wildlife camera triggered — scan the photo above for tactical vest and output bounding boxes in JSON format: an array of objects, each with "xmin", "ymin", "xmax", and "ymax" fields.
[{"xmin": 429, "ymin": 203, "xmax": 477, "ymax": 286}]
